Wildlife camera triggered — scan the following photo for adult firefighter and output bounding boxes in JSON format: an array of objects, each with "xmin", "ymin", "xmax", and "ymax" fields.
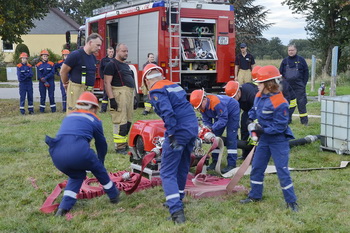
[
  {"xmin": 280, "ymin": 45, "xmax": 309, "ymax": 125},
  {"xmin": 104, "ymin": 43, "xmax": 135, "ymax": 154},
  {"xmin": 99, "ymin": 47, "xmax": 115, "ymax": 113},
  {"xmin": 17, "ymin": 52, "xmax": 34, "ymax": 115},
  {"xmin": 141, "ymin": 53, "xmax": 157, "ymax": 115},
  {"xmin": 45, "ymin": 92, "xmax": 119, "ymax": 217},
  {"xmin": 54, "ymin": 49, "xmax": 70, "ymax": 112},
  {"xmin": 190, "ymin": 89, "xmax": 240, "ymax": 173},
  {"xmin": 143, "ymin": 63, "xmax": 198, "ymax": 224},
  {"xmin": 60, "ymin": 33, "xmax": 102, "ymax": 114},
  {"xmin": 240, "ymin": 65, "xmax": 298, "ymax": 212},
  {"xmin": 36, "ymin": 50, "xmax": 56, "ymax": 113},
  {"xmin": 225, "ymin": 78, "xmax": 258, "ymax": 159},
  {"xmin": 235, "ymin": 43, "xmax": 256, "ymax": 84}
]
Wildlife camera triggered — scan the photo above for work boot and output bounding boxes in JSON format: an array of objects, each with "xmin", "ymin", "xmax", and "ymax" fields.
[
  {"xmin": 55, "ymin": 208, "xmax": 69, "ymax": 217},
  {"xmin": 240, "ymin": 197, "xmax": 261, "ymax": 204},
  {"xmin": 207, "ymin": 162, "xmax": 217, "ymax": 171},
  {"xmin": 110, "ymin": 195, "xmax": 120, "ymax": 204},
  {"xmin": 171, "ymin": 209, "xmax": 186, "ymax": 224},
  {"xmin": 142, "ymin": 110, "xmax": 149, "ymax": 115},
  {"xmin": 115, "ymin": 147, "xmax": 128, "ymax": 155},
  {"xmin": 287, "ymin": 202, "xmax": 299, "ymax": 212},
  {"xmin": 29, "ymin": 111, "xmax": 34, "ymax": 115},
  {"xmin": 221, "ymin": 165, "xmax": 236, "ymax": 174}
]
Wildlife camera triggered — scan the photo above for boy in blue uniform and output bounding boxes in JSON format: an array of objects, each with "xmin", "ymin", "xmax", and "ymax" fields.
[
  {"xmin": 36, "ymin": 50, "xmax": 56, "ymax": 113},
  {"xmin": 54, "ymin": 49, "xmax": 70, "ymax": 112},
  {"xmin": 16, "ymin": 52, "xmax": 34, "ymax": 115},
  {"xmin": 45, "ymin": 92, "xmax": 119, "ymax": 216},
  {"xmin": 190, "ymin": 89, "xmax": 240, "ymax": 173},
  {"xmin": 240, "ymin": 65, "xmax": 298, "ymax": 212},
  {"xmin": 143, "ymin": 64, "xmax": 198, "ymax": 224}
]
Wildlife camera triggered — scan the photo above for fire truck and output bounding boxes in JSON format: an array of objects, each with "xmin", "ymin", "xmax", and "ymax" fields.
[{"xmin": 68, "ymin": 0, "xmax": 236, "ymax": 97}]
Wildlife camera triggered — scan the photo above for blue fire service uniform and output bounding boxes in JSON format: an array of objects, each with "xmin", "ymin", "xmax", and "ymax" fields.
[
  {"xmin": 149, "ymin": 80, "xmax": 198, "ymax": 215},
  {"xmin": 200, "ymin": 95, "xmax": 240, "ymax": 167},
  {"xmin": 54, "ymin": 60, "xmax": 67, "ymax": 112},
  {"xmin": 36, "ymin": 60, "xmax": 56, "ymax": 112},
  {"xmin": 280, "ymin": 55, "xmax": 309, "ymax": 125},
  {"xmin": 248, "ymin": 91, "xmax": 297, "ymax": 203},
  {"xmin": 45, "ymin": 110, "xmax": 119, "ymax": 211},
  {"xmin": 17, "ymin": 62, "xmax": 34, "ymax": 114}
]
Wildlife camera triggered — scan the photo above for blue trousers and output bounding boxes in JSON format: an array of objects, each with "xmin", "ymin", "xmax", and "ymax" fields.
[
  {"xmin": 212, "ymin": 119, "xmax": 239, "ymax": 167},
  {"xmin": 160, "ymin": 136, "xmax": 196, "ymax": 215},
  {"xmin": 46, "ymin": 135, "xmax": 118, "ymax": 211},
  {"xmin": 19, "ymin": 81, "xmax": 34, "ymax": 114},
  {"xmin": 39, "ymin": 80, "xmax": 56, "ymax": 112},
  {"xmin": 60, "ymin": 80, "xmax": 67, "ymax": 112},
  {"xmin": 249, "ymin": 135, "xmax": 297, "ymax": 203}
]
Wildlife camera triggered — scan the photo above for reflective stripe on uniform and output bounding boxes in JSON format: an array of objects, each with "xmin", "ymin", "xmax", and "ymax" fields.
[
  {"xmin": 179, "ymin": 190, "xmax": 184, "ymax": 194},
  {"xmin": 282, "ymin": 183, "xmax": 293, "ymax": 190},
  {"xmin": 113, "ymin": 134, "xmax": 127, "ymax": 143},
  {"xmin": 20, "ymin": 106, "xmax": 25, "ymax": 109},
  {"xmin": 144, "ymin": 102, "xmax": 152, "ymax": 108},
  {"xmin": 50, "ymin": 104, "xmax": 56, "ymax": 108},
  {"xmin": 166, "ymin": 86, "xmax": 183, "ymax": 93},
  {"xmin": 68, "ymin": 113, "xmax": 94, "ymax": 122},
  {"xmin": 63, "ymin": 190, "xmax": 77, "ymax": 199},
  {"xmin": 102, "ymin": 100, "xmax": 108, "ymax": 104},
  {"xmin": 289, "ymin": 99, "xmax": 297, "ymax": 108},
  {"xmin": 166, "ymin": 193, "xmax": 180, "ymax": 201},
  {"xmin": 212, "ymin": 149, "xmax": 220, "ymax": 153},
  {"xmin": 28, "ymin": 105, "xmax": 34, "ymax": 108},
  {"xmin": 299, "ymin": 113, "xmax": 308, "ymax": 117},
  {"xmin": 262, "ymin": 110, "xmax": 273, "ymax": 114},
  {"xmin": 251, "ymin": 180, "xmax": 263, "ymax": 185},
  {"xmin": 227, "ymin": 149, "xmax": 237, "ymax": 154},
  {"xmin": 103, "ymin": 181, "xmax": 113, "ymax": 190},
  {"xmin": 40, "ymin": 105, "xmax": 46, "ymax": 108}
]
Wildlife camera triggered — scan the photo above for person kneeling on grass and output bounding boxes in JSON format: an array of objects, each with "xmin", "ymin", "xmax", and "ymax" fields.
[
  {"xmin": 45, "ymin": 92, "xmax": 119, "ymax": 216},
  {"xmin": 240, "ymin": 65, "xmax": 299, "ymax": 212}
]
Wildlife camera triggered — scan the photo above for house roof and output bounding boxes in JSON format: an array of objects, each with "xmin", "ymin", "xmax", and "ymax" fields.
[{"xmin": 29, "ymin": 8, "xmax": 80, "ymax": 34}]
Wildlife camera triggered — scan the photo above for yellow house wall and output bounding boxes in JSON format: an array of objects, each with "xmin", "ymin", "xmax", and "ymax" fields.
[{"xmin": 1, "ymin": 34, "xmax": 78, "ymax": 63}]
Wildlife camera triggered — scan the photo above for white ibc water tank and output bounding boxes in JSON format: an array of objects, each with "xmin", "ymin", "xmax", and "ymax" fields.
[
  {"xmin": 320, "ymin": 95, "xmax": 350, "ymax": 155},
  {"xmin": 6, "ymin": 67, "xmax": 17, "ymax": 81}
]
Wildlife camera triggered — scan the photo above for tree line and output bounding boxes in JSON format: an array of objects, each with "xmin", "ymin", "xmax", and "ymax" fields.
[{"xmin": 0, "ymin": 0, "xmax": 349, "ymax": 74}]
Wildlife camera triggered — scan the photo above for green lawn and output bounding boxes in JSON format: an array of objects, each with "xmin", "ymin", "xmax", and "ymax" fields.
[{"xmin": 0, "ymin": 94, "xmax": 350, "ymax": 232}]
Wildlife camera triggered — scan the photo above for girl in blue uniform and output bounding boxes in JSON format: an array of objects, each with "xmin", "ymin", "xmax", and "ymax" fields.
[
  {"xmin": 240, "ymin": 65, "xmax": 299, "ymax": 212},
  {"xmin": 45, "ymin": 92, "xmax": 119, "ymax": 216}
]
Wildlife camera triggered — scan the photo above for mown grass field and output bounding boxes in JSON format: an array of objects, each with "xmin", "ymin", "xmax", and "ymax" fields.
[{"xmin": 1, "ymin": 81, "xmax": 350, "ymax": 232}]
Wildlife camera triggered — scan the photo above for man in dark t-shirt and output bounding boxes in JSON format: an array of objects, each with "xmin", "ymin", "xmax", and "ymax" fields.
[
  {"xmin": 104, "ymin": 43, "xmax": 135, "ymax": 154},
  {"xmin": 235, "ymin": 43, "xmax": 256, "ymax": 84},
  {"xmin": 60, "ymin": 33, "xmax": 102, "ymax": 114}
]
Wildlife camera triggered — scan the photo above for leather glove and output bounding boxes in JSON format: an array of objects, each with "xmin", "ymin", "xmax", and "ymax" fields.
[
  {"xmin": 44, "ymin": 82, "xmax": 50, "ymax": 87},
  {"xmin": 40, "ymin": 77, "xmax": 47, "ymax": 83},
  {"xmin": 109, "ymin": 98, "xmax": 118, "ymax": 111},
  {"xmin": 169, "ymin": 135, "xmax": 178, "ymax": 149},
  {"xmin": 133, "ymin": 96, "xmax": 138, "ymax": 110},
  {"xmin": 252, "ymin": 123, "xmax": 264, "ymax": 136}
]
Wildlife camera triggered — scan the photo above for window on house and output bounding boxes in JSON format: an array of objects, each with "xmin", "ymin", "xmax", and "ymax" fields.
[{"xmin": 2, "ymin": 41, "xmax": 14, "ymax": 52}]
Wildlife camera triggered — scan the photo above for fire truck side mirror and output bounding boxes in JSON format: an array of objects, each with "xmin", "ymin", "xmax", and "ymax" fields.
[{"xmin": 65, "ymin": 31, "xmax": 71, "ymax": 49}]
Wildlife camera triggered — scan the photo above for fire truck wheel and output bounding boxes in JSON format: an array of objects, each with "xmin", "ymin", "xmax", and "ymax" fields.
[{"xmin": 135, "ymin": 136, "xmax": 146, "ymax": 158}]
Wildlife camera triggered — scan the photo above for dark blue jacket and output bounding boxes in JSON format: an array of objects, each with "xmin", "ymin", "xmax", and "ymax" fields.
[
  {"xmin": 17, "ymin": 63, "xmax": 33, "ymax": 82},
  {"xmin": 36, "ymin": 60, "xmax": 55, "ymax": 81}
]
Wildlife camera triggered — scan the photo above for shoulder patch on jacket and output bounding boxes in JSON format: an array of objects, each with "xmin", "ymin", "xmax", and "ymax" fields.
[
  {"xmin": 150, "ymin": 79, "xmax": 174, "ymax": 91},
  {"xmin": 207, "ymin": 95, "xmax": 220, "ymax": 111},
  {"xmin": 270, "ymin": 92, "xmax": 287, "ymax": 108},
  {"xmin": 48, "ymin": 61, "xmax": 55, "ymax": 66},
  {"xmin": 36, "ymin": 62, "xmax": 43, "ymax": 67},
  {"xmin": 17, "ymin": 63, "xmax": 23, "ymax": 68},
  {"xmin": 256, "ymin": 92, "xmax": 262, "ymax": 97}
]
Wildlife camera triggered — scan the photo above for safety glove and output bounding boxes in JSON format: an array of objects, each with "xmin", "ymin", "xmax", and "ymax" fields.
[
  {"xmin": 44, "ymin": 82, "xmax": 50, "ymax": 88},
  {"xmin": 109, "ymin": 98, "xmax": 118, "ymax": 111}
]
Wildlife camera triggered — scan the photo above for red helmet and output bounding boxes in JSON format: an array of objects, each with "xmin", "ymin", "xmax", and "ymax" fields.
[
  {"xmin": 76, "ymin": 92, "xmax": 99, "ymax": 109},
  {"xmin": 62, "ymin": 49, "xmax": 70, "ymax": 55},
  {"xmin": 251, "ymin": 65, "xmax": 262, "ymax": 81},
  {"xmin": 40, "ymin": 50, "xmax": 49, "ymax": 56},
  {"xmin": 255, "ymin": 65, "xmax": 282, "ymax": 83},
  {"xmin": 142, "ymin": 64, "xmax": 163, "ymax": 81},
  {"xmin": 19, "ymin": 52, "xmax": 28, "ymax": 58},
  {"xmin": 190, "ymin": 89, "xmax": 205, "ymax": 109},
  {"xmin": 225, "ymin": 81, "xmax": 240, "ymax": 98}
]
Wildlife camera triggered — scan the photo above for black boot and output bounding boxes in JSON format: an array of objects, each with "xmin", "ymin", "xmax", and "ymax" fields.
[
  {"xmin": 240, "ymin": 197, "xmax": 261, "ymax": 204},
  {"xmin": 142, "ymin": 110, "xmax": 149, "ymax": 115},
  {"xmin": 287, "ymin": 202, "xmax": 299, "ymax": 212},
  {"xmin": 55, "ymin": 208, "xmax": 69, "ymax": 217},
  {"xmin": 171, "ymin": 209, "xmax": 186, "ymax": 224}
]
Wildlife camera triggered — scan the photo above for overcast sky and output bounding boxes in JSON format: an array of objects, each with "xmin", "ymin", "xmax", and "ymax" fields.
[{"xmin": 254, "ymin": 0, "xmax": 308, "ymax": 45}]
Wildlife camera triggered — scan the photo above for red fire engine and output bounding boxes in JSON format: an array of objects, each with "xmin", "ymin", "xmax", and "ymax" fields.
[{"xmin": 70, "ymin": 0, "xmax": 236, "ymax": 97}]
